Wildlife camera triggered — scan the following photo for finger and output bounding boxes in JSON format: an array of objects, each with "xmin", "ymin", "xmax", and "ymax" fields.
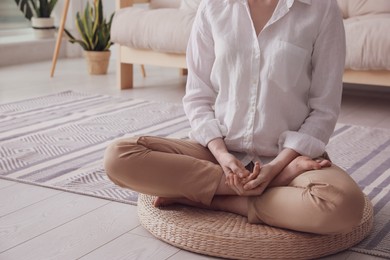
[
  {"xmin": 243, "ymin": 183, "xmax": 267, "ymax": 196},
  {"xmin": 228, "ymin": 173, "xmax": 236, "ymax": 188},
  {"xmin": 223, "ymin": 167, "xmax": 233, "ymax": 177},
  {"xmin": 244, "ymin": 163, "xmax": 265, "ymax": 190},
  {"xmin": 244, "ymin": 177, "xmax": 262, "ymax": 190},
  {"xmin": 224, "ymin": 173, "xmax": 234, "ymax": 187},
  {"xmin": 224, "ymin": 171, "xmax": 230, "ymax": 184},
  {"xmin": 244, "ymin": 180, "xmax": 255, "ymax": 190},
  {"xmin": 224, "ymin": 169, "xmax": 241, "ymax": 187},
  {"xmin": 231, "ymin": 164, "xmax": 249, "ymax": 178},
  {"xmin": 240, "ymin": 169, "xmax": 250, "ymax": 178},
  {"xmin": 242, "ymin": 162, "xmax": 261, "ymax": 183},
  {"xmin": 233, "ymin": 174, "xmax": 244, "ymax": 195},
  {"xmin": 253, "ymin": 161, "xmax": 261, "ymax": 176},
  {"xmin": 227, "ymin": 174, "xmax": 241, "ymax": 195}
]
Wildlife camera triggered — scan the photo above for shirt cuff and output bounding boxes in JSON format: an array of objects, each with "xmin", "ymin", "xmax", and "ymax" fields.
[
  {"xmin": 278, "ymin": 131, "xmax": 326, "ymax": 158},
  {"xmin": 189, "ymin": 119, "xmax": 227, "ymax": 146}
]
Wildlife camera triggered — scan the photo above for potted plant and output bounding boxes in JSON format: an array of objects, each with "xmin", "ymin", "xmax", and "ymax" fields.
[
  {"xmin": 15, "ymin": 0, "xmax": 58, "ymax": 39},
  {"xmin": 64, "ymin": 0, "xmax": 114, "ymax": 75}
]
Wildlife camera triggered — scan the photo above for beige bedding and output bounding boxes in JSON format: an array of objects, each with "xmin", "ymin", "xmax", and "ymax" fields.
[
  {"xmin": 111, "ymin": 7, "xmax": 194, "ymax": 54},
  {"xmin": 344, "ymin": 14, "xmax": 390, "ymax": 70},
  {"xmin": 112, "ymin": 0, "xmax": 390, "ymax": 70}
]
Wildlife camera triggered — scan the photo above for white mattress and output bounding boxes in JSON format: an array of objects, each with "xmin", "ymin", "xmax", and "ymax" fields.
[
  {"xmin": 344, "ymin": 14, "xmax": 390, "ymax": 70},
  {"xmin": 111, "ymin": 6, "xmax": 390, "ymax": 71},
  {"xmin": 111, "ymin": 7, "xmax": 195, "ymax": 54}
]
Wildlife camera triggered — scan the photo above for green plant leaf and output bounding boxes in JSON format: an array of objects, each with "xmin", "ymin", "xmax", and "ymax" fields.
[
  {"xmin": 76, "ymin": 12, "xmax": 92, "ymax": 50},
  {"xmin": 97, "ymin": 0, "xmax": 103, "ymax": 25},
  {"xmin": 64, "ymin": 28, "xmax": 89, "ymax": 50},
  {"xmin": 83, "ymin": 2, "xmax": 94, "ymax": 49},
  {"xmin": 64, "ymin": 0, "xmax": 114, "ymax": 51},
  {"xmin": 48, "ymin": 0, "xmax": 58, "ymax": 15},
  {"xmin": 92, "ymin": 0, "xmax": 100, "ymax": 38},
  {"xmin": 14, "ymin": 0, "xmax": 58, "ymax": 19},
  {"xmin": 108, "ymin": 13, "xmax": 114, "ymax": 29},
  {"xmin": 39, "ymin": 0, "xmax": 46, "ymax": 17},
  {"xmin": 64, "ymin": 28, "xmax": 75, "ymax": 40},
  {"xmin": 98, "ymin": 28, "xmax": 109, "ymax": 51},
  {"xmin": 28, "ymin": 0, "xmax": 38, "ymax": 17},
  {"xmin": 15, "ymin": 0, "xmax": 33, "ymax": 20}
]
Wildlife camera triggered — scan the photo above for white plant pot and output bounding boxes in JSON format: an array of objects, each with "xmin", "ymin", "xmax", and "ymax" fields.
[{"xmin": 31, "ymin": 17, "xmax": 55, "ymax": 39}]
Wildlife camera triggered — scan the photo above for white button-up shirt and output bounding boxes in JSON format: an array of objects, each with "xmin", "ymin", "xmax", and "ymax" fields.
[{"xmin": 183, "ymin": 0, "xmax": 346, "ymax": 165}]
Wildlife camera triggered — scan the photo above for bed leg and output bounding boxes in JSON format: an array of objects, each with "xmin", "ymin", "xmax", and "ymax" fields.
[
  {"xmin": 118, "ymin": 62, "xmax": 133, "ymax": 89},
  {"xmin": 141, "ymin": 65, "xmax": 146, "ymax": 78}
]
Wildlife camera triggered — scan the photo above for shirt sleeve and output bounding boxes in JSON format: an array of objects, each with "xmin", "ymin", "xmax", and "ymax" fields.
[
  {"xmin": 182, "ymin": 1, "xmax": 226, "ymax": 146},
  {"xmin": 279, "ymin": 0, "xmax": 346, "ymax": 158}
]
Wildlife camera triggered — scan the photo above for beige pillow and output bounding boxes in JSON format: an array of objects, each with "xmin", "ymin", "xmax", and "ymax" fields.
[
  {"xmin": 150, "ymin": 0, "xmax": 181, "ymax": 9},
  {"xmin": 337, "ymin": 0, "xmax": 390, "ymax": 18},
  {"xmin": 180, "ymin": 0, "xmax": 202, "ymax": 12}
]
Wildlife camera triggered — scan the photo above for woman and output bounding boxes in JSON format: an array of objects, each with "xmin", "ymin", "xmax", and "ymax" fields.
[{"xmin": 104, "ymin": 0, "xmax": 365, "ymax": 234}]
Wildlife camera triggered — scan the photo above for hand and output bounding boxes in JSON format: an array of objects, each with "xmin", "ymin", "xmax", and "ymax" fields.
[
  {"xmin": 217, "ymin": 152, "xmax": 250, "ymax": 178},
  {"xmin": 242, "ymin": 162, "xmax": 278, "ymax": 195},
  {"xmin": 206, "ymin": 138, "xmax": 250, "ymax": 195},
  {"xmin": 224, "ymin": 161, "xmax": 268, "ymax": 196},
  {"xmin": 217, "ymin": 152, "xmax": 250, "ymax": 195},
  {"xmin": 227, "ymin": 162, "xmax": 274, "ymax": 196}
]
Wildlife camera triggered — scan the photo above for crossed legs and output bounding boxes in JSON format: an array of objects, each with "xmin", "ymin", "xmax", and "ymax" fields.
[{"xmin": 104, "ymin": 136, "xmax": 365, "ymax": 234}]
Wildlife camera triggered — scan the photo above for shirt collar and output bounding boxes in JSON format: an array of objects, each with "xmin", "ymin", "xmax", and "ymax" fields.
[
  {"xmin": 239, "ymin": 0, "xmax": 312, "ymax": 5},
  {"xmin": 287, "ymin": 0, "xmax": 312, "ymax": 8}
]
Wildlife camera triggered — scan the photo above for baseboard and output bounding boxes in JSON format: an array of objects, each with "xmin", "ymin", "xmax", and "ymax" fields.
[{"xmin": 0, "ymin": 35, "xmax": 67, "ymax": 67}]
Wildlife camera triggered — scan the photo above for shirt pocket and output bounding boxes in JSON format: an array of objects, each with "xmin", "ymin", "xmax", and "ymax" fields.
[{"xmin": 268, "ymin": 40, "xmax": 308, "ymax": 90}]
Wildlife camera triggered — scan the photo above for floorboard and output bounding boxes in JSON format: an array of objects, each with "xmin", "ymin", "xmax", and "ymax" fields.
[
  {"xmin": 79, "ymin": 233, "xmax": 180, "ymax": 260},
  {"xmin": 0, "ymin": 179, "xmax": 17, "ymax": 189},
  {"xmin": 0, "ymin": 183, "xmax": 61, "ymax": 217},
  {"xmin": 0, "ymin": 202, "xmax": 139, "ymax": 260},
  {"xmin": 0, "ymin": 192, "xmax": 108, "ymax": 252}
]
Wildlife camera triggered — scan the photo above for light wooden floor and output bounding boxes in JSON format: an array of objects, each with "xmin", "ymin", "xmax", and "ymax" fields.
[{"xmin": 0, "ymin": 58, "xmax": 389, "ymax": 260}]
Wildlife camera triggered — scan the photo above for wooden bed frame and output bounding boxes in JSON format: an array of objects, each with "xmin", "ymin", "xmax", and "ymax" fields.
[
  {"xmin": 116, "ymin": 0, "xmax": 390, "ymax": 89},
  {"xmin": 343, "ymin": 70, "xmax": 390, "ymax": 87},
  {"xmin": 116, "ymin": 0, "xmax": 187, "ymax": 89}
]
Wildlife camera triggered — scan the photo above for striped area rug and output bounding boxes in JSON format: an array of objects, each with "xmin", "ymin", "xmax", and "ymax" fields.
[
  {"xmin": 0, "ymin": 91, "xmax": 389, "ymax": 258},
  {"xmin": 327, "ymin": 124, "xmax": 390, "ymax": 258}
]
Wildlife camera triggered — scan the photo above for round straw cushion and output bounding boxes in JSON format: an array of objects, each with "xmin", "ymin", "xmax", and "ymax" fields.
[{"xmin": 137, "ymin": 194, "xmax": 373, "ymax": 259}]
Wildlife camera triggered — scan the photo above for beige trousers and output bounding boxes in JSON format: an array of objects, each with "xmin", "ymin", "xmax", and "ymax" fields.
[{"xmin": 104, "ymin": 136, "xmax": 365, "ymax": 234}]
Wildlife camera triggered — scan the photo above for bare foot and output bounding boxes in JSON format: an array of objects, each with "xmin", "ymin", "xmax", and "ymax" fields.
[
  {"xmin": 153, "ymin": 196, "xmax": 248, "ymax": 218},
  {"xmin": 153, "ymin": 197, "xmax": 204, "ymax": 208},
  {"xmin": 270, "ymin": 156, "xmax": 331, "ymax": 187},
  {"xmin": 153, "ymin": 197, "xmax": 177, "ymax": 207}
]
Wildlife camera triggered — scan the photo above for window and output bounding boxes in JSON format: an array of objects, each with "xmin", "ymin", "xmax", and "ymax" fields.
[{"xmin": 0, "ymin": 0, "xmax": 30, "ymax": 30}]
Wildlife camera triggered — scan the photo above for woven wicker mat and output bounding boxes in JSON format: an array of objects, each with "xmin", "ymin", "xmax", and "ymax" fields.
[{"xmin": 138, "ymin": 194, "xmax": 373, "ymax": 260}]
